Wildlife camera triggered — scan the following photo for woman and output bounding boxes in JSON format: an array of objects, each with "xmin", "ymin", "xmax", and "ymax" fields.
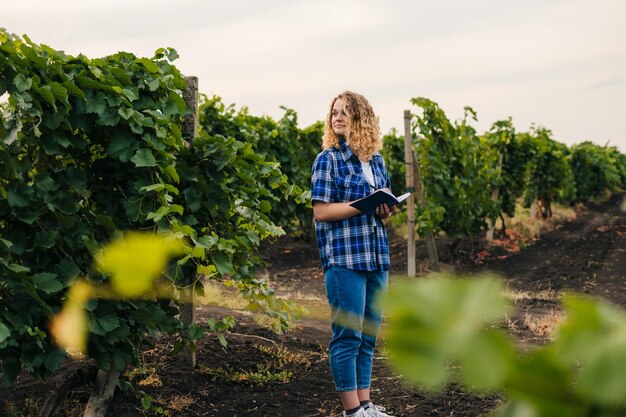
[{"xmin": 310, "ymin": 91, "xmax": 395, "ymax": 417}]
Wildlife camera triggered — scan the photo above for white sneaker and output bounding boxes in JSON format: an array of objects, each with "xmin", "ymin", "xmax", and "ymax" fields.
[
  {"xmin": 364, "ymin": 402, "xmax": 396, "ymax": 417},
  {"xmin": 342, "ymin": 407, "xmax": 368, "ymax": 417}
]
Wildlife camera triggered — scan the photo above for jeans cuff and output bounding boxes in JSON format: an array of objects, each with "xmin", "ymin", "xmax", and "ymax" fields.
[{"xmin": 335, "ymin": 385, "xmax": 358, "ymax": 392}]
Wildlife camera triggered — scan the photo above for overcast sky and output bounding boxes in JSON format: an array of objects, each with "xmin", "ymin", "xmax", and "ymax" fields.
[{"xmin": 3, "ymin": 0, "xmax": 626, "ymax": 151}]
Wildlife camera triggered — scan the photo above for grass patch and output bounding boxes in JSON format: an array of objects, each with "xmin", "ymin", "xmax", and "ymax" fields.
[
  {"xmin": 504, "ymin": 288, "xmax": 560, "ymax": 303},
  {"xmin": 255, "ymin": 343, "xmax": 316, "ymax": 368},
  {"xmin": 195, "ymin": 282, "xmax": 249, "ymax": 310},
  {"xmin": 254, "ymin": 314, "xmax": 294, "ymax": 334},
  {"xmin": 167, "ymin": 394, "xmax": 195, "ymax": 411},
  {"xmin": 198, "ymin": 364, "xmax": 293, "ymax": 384},
  {"xmin": 501, "ymin": 202, "xmax": 577, "ymax": 242},
  {"xmin": 523, "ymin": 310, "xmax": 565, "ymax": 340}
]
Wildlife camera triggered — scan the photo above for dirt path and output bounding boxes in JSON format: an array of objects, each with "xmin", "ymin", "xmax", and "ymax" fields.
[
  {"xmin": 1, "ymin": 195, "xmax": 624, "ymax": 417},
  {"xmin": 478, "ymin": 194, "xmax": 626, "ymax": 307}
]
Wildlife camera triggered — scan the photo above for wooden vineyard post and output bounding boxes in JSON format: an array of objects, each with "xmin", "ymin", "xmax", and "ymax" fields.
[
  {"xmin": 486, "ymin": 187, "xmax": 500, "ymax": 242},
  {"xmin": 530, "ymin": 201, "xmax": 538, "ymax": 219},
  {"xmin": 182, "ymin": 76, "xmax": 199, "ymax": 147},
  {"xmin": 404, "ymin": 110, "xmax": 416, "ymax": 277},
  {"xmin": 83, "ymin": 369, "xmax": 121, "ymax": 417},
  {"xmin": 486, "ymin": 154, "xmax": 504, "ymax": 242},
  {"xmin": 180, "ymin": 76, "xmax": 199, "ymax": 368},
  {"xmin": 412, "ymin": 150, "xmax": 440, "ymax": 272},
  {"xmin": 405, "ymin": 110, "xmax": 440, "ymax": 273}
]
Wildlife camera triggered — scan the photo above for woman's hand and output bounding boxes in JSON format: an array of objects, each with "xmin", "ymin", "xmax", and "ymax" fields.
[{"xmin": 375, "ymin": 203, "xmax": 392, "ymax": 219}]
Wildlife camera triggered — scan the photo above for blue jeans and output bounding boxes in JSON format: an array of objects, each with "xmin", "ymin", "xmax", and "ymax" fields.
[{"xmin": 324, "ymin": 266, "xmax": 388, "ymax": 392}]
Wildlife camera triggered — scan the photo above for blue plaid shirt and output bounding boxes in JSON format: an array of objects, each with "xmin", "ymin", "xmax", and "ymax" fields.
[{"xmin": 310, "ymin": 139, "xmax": 391, "ymax": 271}]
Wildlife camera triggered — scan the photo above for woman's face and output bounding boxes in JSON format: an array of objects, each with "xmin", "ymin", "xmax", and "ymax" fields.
[{"xmin": 331, "ymin": 98, "xmax": 347, "ymax": 136}]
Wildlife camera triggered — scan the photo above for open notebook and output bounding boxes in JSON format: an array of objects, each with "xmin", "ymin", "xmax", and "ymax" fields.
[{"xmin": 350, "ymin": 189, "xmax": 411, "ymax": 213}]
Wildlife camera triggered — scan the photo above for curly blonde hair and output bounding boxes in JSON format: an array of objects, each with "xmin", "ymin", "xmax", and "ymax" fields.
[{"xmin": 321, "ymin": 91, "xmax": 382, "ymax": 160}]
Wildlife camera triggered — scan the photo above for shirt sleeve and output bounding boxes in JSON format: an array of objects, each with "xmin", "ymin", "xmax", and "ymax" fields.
[{"xmin": 311, "ymin": 151, "xmax": 336, "ymax": 204}]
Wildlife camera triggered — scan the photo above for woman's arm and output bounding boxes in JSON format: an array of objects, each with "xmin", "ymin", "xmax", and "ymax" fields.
[
  {"xmin": 313, "ymin": 201, "xmax": 394, "ymax": 223},
  {"xmin": 313, "ymin": 201, "xmax": 361, "ymax": 222}
]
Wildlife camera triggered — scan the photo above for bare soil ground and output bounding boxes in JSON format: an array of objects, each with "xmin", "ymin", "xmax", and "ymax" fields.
[{"xmin": 1, "ymin": 194, "xmax": 625, "ymax": 417}]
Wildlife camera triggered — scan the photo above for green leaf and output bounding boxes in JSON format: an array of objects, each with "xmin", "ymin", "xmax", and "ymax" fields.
[
  {"xmin": 211, "ymin": 253, "xmax": 233, "ymax": 275},
  {"xmin": 197, "ymin": 235, "xmax": 218, "ymax": 250},
  {"xmin": 15, "ymin": 207, "xmax": 39, "ymax": 224},
  {"xmin": 13, "ymin": 74, "xmax": 32, "ymax": 92},
  {"xmin": 85, "ymin": 91, "xmax": 106, "ymax": 115},
  {"xmin": 148, "ymin": 78, "xmax": 160, "ymax": 92},
  {"xmin": 0, "ymin": 238, "xmax": 13, "ymax": 250},
  {"xmin": 507, "ymin": 349, "xmax": 574, "ymax": 412},
  {"xmin": 38, "ymin": 84, "xmax": 57, "ymax": 110},
  {"xmin": 163, "ymin": 99, "xmax": 179, "ymax": 117},
  {"xmin": 131, "ymin": 148, "xmax": 157, "ymax": 167},
  {"xmin": 459, "ymin": 330, "xmax": 515, "ymax": 391},
  {"xmin": 555, "ymin": 295, "xmax": 626, "ymax": 406},
  {"xmin": 57, "ymin": 259, "xmax": 81, "ymax": 282},
  {"xmin": 141, "ymin": 394, "xmax": 152, "ymax": 410},
  {"xmin": 63, "ymin": 80, "xmax": 86, "ymax": 100},
  {"xmin": 164, "ymin": 164, "xmax": 179, "ymax": 183},
  {"xmin": 246, "ymin": 231, "xmax": 260, "ymax": 247},
  {"xmin": 176, "ymin": 253, "xmax": 192, "ymax": 266},
  {"xmin": 33, "ymin": 272, "xmax": 64, "ymax": 294},
  {"xmin": 137, "ymin": 58, "xmax": 159, "ymax": 73},
  {"xmin": 5, "ymin": 263, "xmax": 31, "ymax": 273},
  {"xmin": 41, "ymin": 134, "xmax": 61, "ymax": 155},
  {"xmin": 140, "ymin": 183, "xmax": 165, "ymax": 193},
  {"xmin": 95, "ymin": 214, "xmax": 117, "ymax": 232},
  {"xmin": 170, "ymin": 220, "xmax": 196, "ymax": 238},
  {"xmin": 146, "ymin": 206, "xmax": 169, "ymax": 222},
  {"xmin": 169, "ymin": 204, "xmax": 184, "ymax": 215},
  {"xmin": 97, "ymin": 107, "xmax": 120, "ymax": 126},
  {"xmin": 118, "ymin": 107, "xmax": 134, "ymax": 120},
  {"xmin": 35, "ymin": 174, "xmax": 57, "ymax": 192},
  {"xmin": 0, "ymin": 322, "xmax": 11, "ymax": 343},
  {"xmin": 35, "ymin": 230, "xmax": 57, "ymax": 248},
  {"xmin": 92, "ymin": 314, "xmax": 120, "ymax": 335},
  {"xmin": 164, "ymin": 184, "xmax": 179, "ymax": 195},
  {"xmin": 49, "ymin": 81, "xmax": 69, "ymax": 107},
  {"xmin": 155, "ymin": 126, "xmax": 166, "ymax": 138},
  {"xmin": 43, "ymin": 349, "xmax": 66, "ymax": 371},
  {"xmin": 7, "ymin": 184, "xmax": 33, "ymax": 207},
  {"xmin": 107, "ymin": 131, "xmax": 138, "ymax": 162},
  {"xmin": 122, "ymin": 88, "xmax": 138, "ymax": 101},
  {"xmin": 4, "ymin": 126, "xmax": 19, "ymax": 146},
  {"xmin": 95, "ymin": 233, "xmax": 184, "ymax": 298},
  {"xmin": 383, "ymin": 275, "xmax": 511, "ymax": 390},
  {"xmin": 113, "ymin": 347, "xmax": 133, "ymax": 370},
  {"xmin": 166, "ymin": 48, "xmax": 179, "ymax": 61},
  {"xmin": 191, "ymin": 245, "xmax": 205, "ymax": 260},
  {"xmin": 576, "ymin": 340, "xmax": 626, "ymax": 406},
  {"xmin": 107, "ymin": 325, "xmax": 130, "ymax": 344},
  {"xmin": 259, "ymin": 200, "xmax": 271, "ymax": 213},
  {"xmin": 188, "ymin": 324, "xmax": 205, "ymax": 340},
  {"xmin": 164, "ymin": 91, "xmax": 185, "ymax": 116},
  {"xmin": 184, "ymin": 188, "xmax": 202, "ymax": 212},
  {"xmin": 90, "ymin": 65, "xmax": 104, "ymax": 80}
]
